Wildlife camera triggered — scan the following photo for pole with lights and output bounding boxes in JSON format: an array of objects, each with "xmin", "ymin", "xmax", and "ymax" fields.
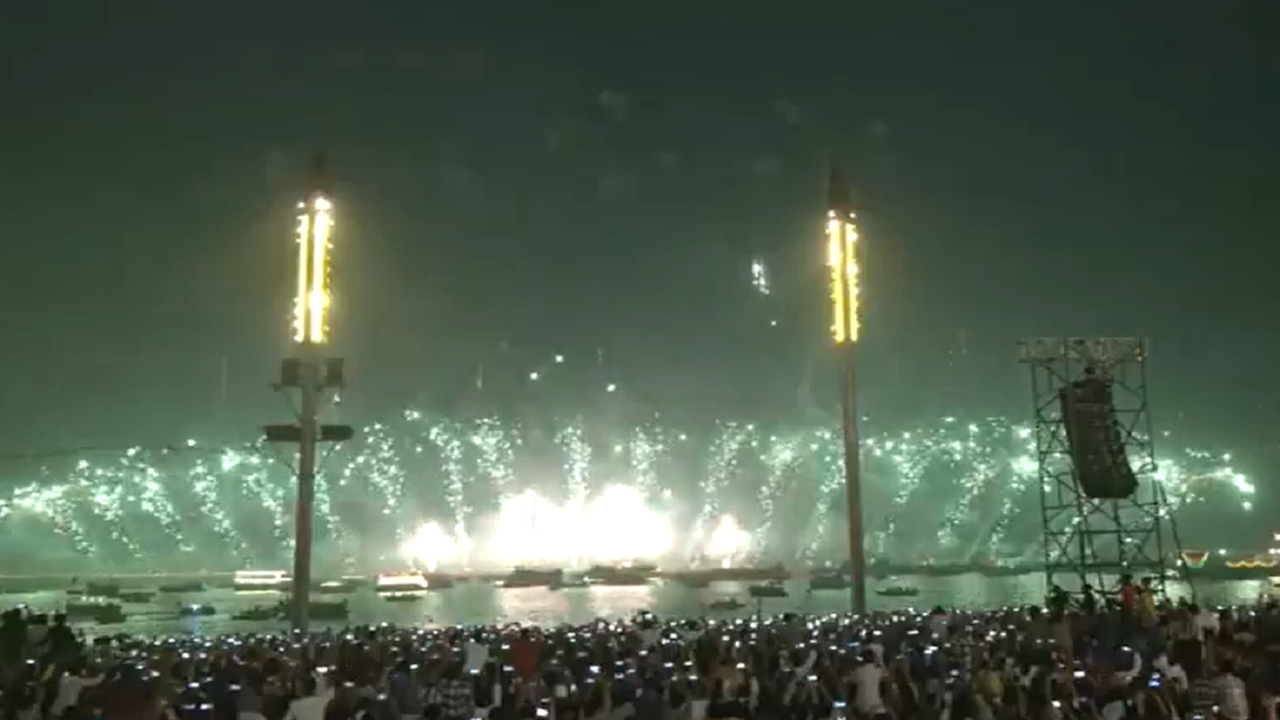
[
  {"xmin": 827, "ymin": 166, "xmax": 867, "ymax": 614},
  {"xmin": 263, "ymin": 154, "xmax": 353, "ymax": 632}
]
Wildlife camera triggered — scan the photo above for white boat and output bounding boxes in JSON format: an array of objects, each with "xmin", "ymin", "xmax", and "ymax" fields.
[
  {"xmin": 233, "ymin": 570, "xmax": 292, "ymax": 594},
  {"xmin": 377, "ymin": 571, "xmax": 429, "ymax": 599}
]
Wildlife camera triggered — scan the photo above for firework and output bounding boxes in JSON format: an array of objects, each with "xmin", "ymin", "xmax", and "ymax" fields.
[{"xmin": 0, "ymin": 412, "xmax": 1254, "ymax": 574}]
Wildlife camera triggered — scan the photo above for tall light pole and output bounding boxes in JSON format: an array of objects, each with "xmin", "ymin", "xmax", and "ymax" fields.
[
  {"xmin": 264, "ymin": 154, "xmax": 353, "ymax": 632},
  {"xmin": 827, "ymin": 166, "xmax": 866, "ymax": 613}
]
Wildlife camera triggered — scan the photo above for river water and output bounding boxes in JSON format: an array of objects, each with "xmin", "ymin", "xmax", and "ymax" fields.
[{"xmin": 3, "ymin": 574, "xmax": 1270, "ymax": 637}]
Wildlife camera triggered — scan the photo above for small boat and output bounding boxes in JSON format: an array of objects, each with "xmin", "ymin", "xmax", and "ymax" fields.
[
  {"xmin": 232, "ymin": 599, "xmax": 348, "ymax": 621},
  {"xmin": 233, "ymin": 570, "xmax": 291, "ymax": 593},
  {"xmin": 875, "ymin": 585, "xmax": 920, "ymax": 598},
  {"xmin": 314, "ymin": 579, "xmax": 358, "ymax": 595},
  {"xmin": 86, "ymin": 582, "xmax": 121, "ymax": 598},
  {"xmin": 375, "ymin": 572, "xmax": 430, "ymax": 601},
  {"xmin": 708, "ymin": 598, "xmax": 746, "ymax": 611},
  {"xmin": 808, "ymin": 573, "xmax": 851, "ymax": 591},
  {"xmin": 158, "ymin": 581, "xmax": 206, "ymax": 594},
  {"xmin": 748, "ymin": 582, "xmax": 789, "ymax": 599},
  {"xmin": 66, "ymin": 600, "xmax": 125, "ymax": 625},
  {"xmin": 94, "ymin": 606, "xmax": 127, "ymax": 625},
  {"xmin": 232, "ymin": 605, "xmax": 281, "ymax": 622},
  {"xmin": 496, "ymin": 567, "xmax": 564, "ymax": 589},
  {"xmin": 178, "ymin": 604, "xmax": 217, "ymax": 618},
  {"xmin": 376, "ymin": 572, "xmax": 429, "ymax": 594},
  {"xmin": 585, "ymin": 563, "xmax": 658, "ymax": 578},
  {"xmin": 65, "ymin": 599, "xmax": 114, "ymax": 618},
  {"xmin": 583, "ymin": 566, "xmax": 651, "ymax": 586},
  {"xmin": 118, "ymin": 591, "xmax": 156, "ymax": 604}
]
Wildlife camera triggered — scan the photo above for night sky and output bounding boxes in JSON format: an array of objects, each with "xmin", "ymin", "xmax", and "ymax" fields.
[{"xmin": 0, "ymin": 3, "xmax": 1275, "ymax": 466}]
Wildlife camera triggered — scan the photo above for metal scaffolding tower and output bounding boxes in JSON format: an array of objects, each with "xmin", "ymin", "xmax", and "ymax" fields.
[{"xmin": 1018, "ymin": 337, "xmax": 1184, "ymax": 596}]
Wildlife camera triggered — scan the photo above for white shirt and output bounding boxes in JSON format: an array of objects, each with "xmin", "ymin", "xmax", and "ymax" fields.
[
  {"xmin": 50, "ymin": 674, "xmax": 103, "ymax": 717},
  {"xmin": 796, "ymin": 651, "xmax": 817, "ymax": 677},
  {"xmin": 1100, "ymin": 700, "xmax": 1127, "ymax": 720},
  {"xmin": 1214, "ymin": 674, "xmax": 1249, "ymax": 720},
  {"xmin": 1194, "ymin": 609, "xmax": 1220, "ymax": 639},
  {"xmin": 1118, "ymin": 650, "xmax": 1143, "ymax": 684},
  {"xmin": 464, "ymin": 641, "xmax": 489, "ymax": 674},
  {"xmin": 851, "ymin": 664, "xmax": 885, "ymax": 714},
  {"xmin": 866, "ymin": 642, "xmax": 885, "ymax": 666},
  {"xmin": 638, "ymin": 628, "xmax": 660, "ymax": 649},
  {"xmin": 928, "ymin": 613, "xmax": 950, "ymax": 641},
  {"xmin": 1153, "ymin": 653, "xmax": 1188, "ymax": 689}
]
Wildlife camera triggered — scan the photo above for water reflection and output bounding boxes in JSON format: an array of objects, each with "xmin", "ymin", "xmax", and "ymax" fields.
[{"xmin": 3, "ymin": 574, "xmax": 1266, "ymax": 636}]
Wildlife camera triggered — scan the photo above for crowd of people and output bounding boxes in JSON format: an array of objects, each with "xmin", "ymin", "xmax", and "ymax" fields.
[{"xmin": 2, "ymin": 582, "xmax": 1280, "ymax": 720}]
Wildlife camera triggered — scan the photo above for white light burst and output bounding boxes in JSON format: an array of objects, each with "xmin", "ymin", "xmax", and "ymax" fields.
[
  {"xmin": 0, "ymin": 412, "xmax": 1257, "ymax": 573},
  {"xmin": 750, "ymin": 258, "xmax": 771, "ymax": 296}
]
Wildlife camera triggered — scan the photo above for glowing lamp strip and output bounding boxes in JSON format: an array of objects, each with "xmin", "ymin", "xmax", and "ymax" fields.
[
  {"xmin": 310, "ymin": 206, "xmax": 331, "ymax": 342},
  {"xmin": 826, "ymin": 213, "xmax": 860, "ymax": 344},
  {"xmin": 1225, "ymin": 557, "xmax": 1278, "ymax": 569},
  {"xmin": 292, "ymin": 196, "xmax": 332, "ymax": 344},
  {"xmin": 827, "ymin": 218, "xmax": 845, "ymax": 343},
  {"xmin": 293, "ymin": 215, "xmax": 311, "ymax": 342}
]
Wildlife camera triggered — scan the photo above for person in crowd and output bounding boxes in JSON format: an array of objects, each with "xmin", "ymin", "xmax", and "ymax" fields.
[
  {"xmin": 8, "ymin": 589, "xmax": 1280, "ymax": 720},
  {"xmin": 282, "ymin": 674, "xmax": 331, "ymax": 720},
  {"xmin": 436, "ymin": 663, "xmax": 473, "ymax": 720},
  {"xmin": 47, "ymin": 658, "xmax": 102, "ymax": 719}
]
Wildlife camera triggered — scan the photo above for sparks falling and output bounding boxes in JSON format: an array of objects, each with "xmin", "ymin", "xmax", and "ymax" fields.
[{"xmin": 0, "ymin": 411, "xmax": 1254, "ymax": 573}]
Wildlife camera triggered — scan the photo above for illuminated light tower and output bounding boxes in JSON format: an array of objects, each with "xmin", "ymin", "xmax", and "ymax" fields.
[
  {"xmin": 827, "ymin": 166, "xmax": 867, "ymax": 613},
  {"xmin": 263, "ymin": 153, "xmax": 354, "ymax": 632}
]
